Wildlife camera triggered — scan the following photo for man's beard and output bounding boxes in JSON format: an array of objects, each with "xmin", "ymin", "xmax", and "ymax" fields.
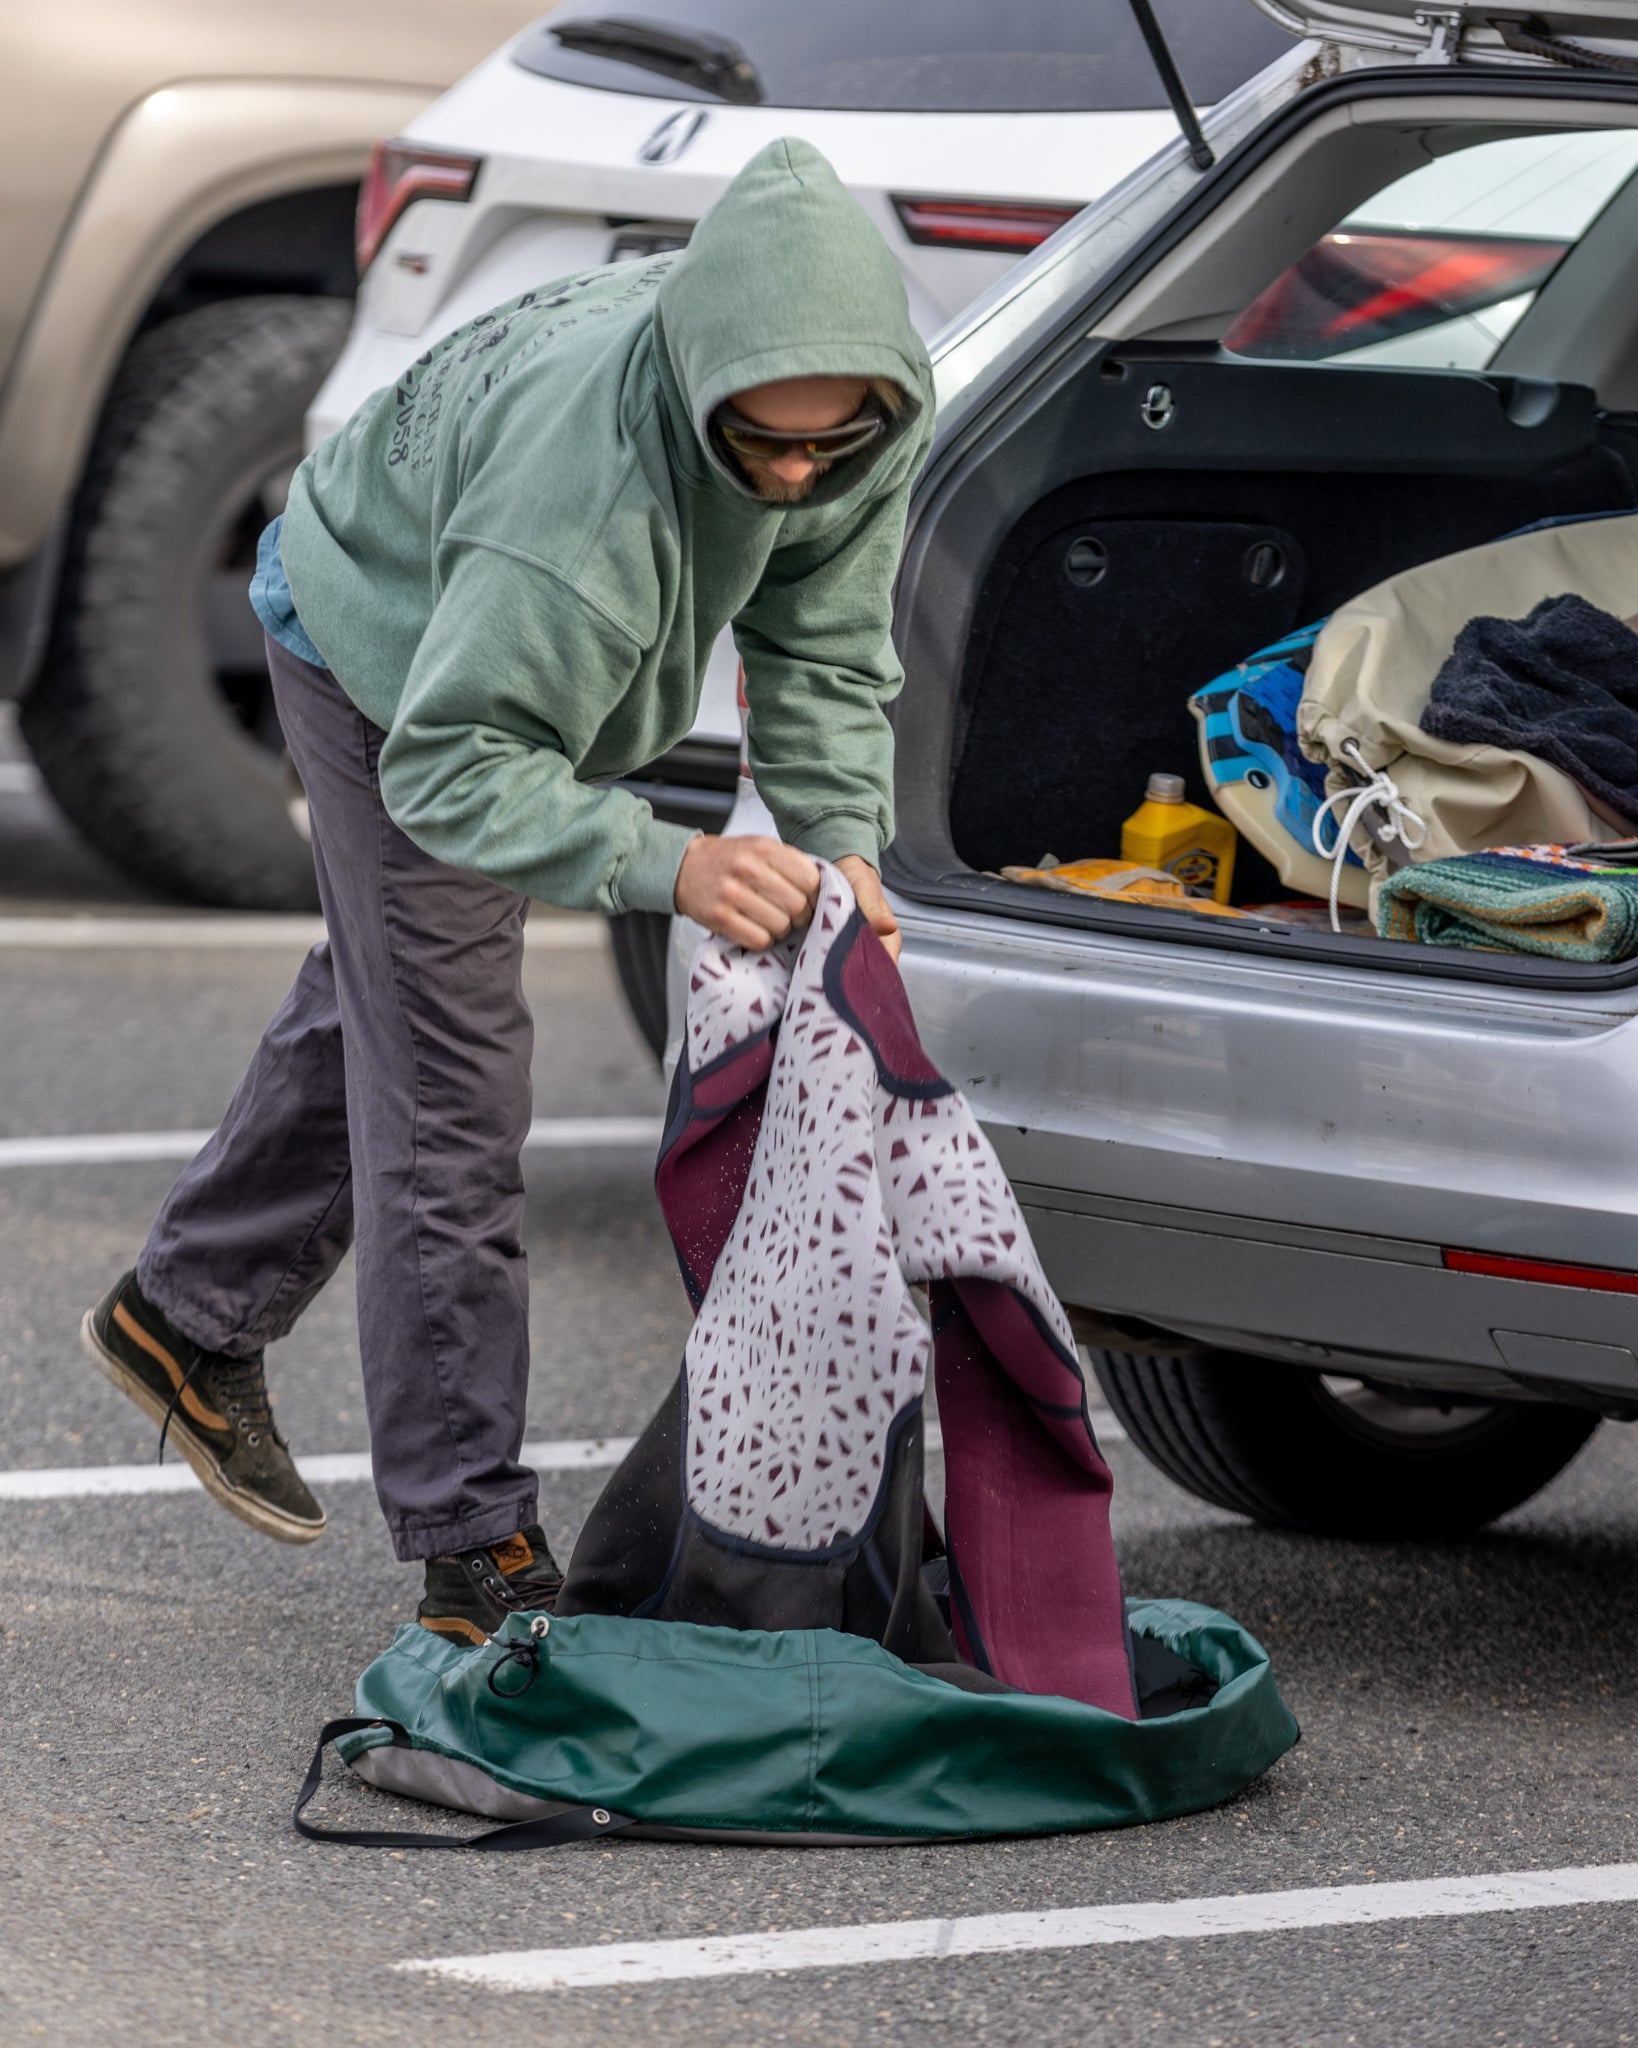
[{"xmin": 741, "ymin": 455, "xmax": 832, "ymax": 504}]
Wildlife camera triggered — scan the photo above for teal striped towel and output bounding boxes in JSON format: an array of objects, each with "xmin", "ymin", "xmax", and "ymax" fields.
[{"xmin": 1378, "ymin": 845, "xmax": 1638, "ymax": 962}]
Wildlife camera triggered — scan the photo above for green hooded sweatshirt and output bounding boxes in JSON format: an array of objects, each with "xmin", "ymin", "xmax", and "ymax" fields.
[{"xmin": 278, "ymin": 137, "xmax": 934, "ymax": 916}]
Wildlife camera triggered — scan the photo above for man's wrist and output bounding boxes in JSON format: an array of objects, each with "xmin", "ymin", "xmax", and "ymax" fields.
[
  {"xmin": 612, "ymin": 820, "xmax": 701, "ymax": 917},
  {"xmin": 791, "ymin": 816, "xmax": 883, "ymax": 869}
]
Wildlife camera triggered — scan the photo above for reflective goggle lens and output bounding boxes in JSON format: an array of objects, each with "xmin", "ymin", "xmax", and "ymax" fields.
[{"xmin": 715, "ymin": 407, "xmax": 886, "ymax": 464}]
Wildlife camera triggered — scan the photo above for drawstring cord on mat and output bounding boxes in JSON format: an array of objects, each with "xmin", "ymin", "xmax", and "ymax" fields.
[
  {"xmin": 487, "ymin": 1614, "xmax": 551, "ymax": 1698},
  {"xmin": 293, "ymin": 1716, "xmax": 634, "ymax": 1849},
  {"xmin": 1311, "ymin": 738, "xmax": 1427, "ymax": 934}
]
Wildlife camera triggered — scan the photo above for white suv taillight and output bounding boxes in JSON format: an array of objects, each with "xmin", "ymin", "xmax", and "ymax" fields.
[
  {"xmin": 356, "ymin": 141, "xmax": 481, "ymax": 275},
  {"xmin": 891, "ymin": 196, "xmax": 1080, "ymax": 255}
]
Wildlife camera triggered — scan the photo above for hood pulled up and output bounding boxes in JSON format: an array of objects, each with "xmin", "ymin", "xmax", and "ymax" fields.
[{"xmin": 654, "ymin": 137, "xmax": 932, "ymax": 505}]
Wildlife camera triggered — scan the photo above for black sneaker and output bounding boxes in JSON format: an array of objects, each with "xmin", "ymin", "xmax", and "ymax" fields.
[
  {"xmin": 418, "ymin": 1526, "xmax": 563, "ymax": 1647},
  {"xmin": 81, "ymin": 1270, "xmax": 325, "ymax": 1545}
]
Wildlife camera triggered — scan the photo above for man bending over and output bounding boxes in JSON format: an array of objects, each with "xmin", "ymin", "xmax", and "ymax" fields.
[{"xmin": 81, "ymin": 138, "xmax": 933, "ymax": 1645}]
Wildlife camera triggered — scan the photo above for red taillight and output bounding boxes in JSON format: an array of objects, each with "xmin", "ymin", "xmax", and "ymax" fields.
[
  {"xmin": 356, "ymin": 140, "xmax": 481, "ymax": 274},
  {"xmin": 892, "ymin": 196, "xmax": 1080, "ymax": 255},
  {"xmin": 1224, "ymin": 230, "xmax": 1569, "ymax": 361},
  {"xmin": 1443, "ymin": 1248, "xmax": 1638, "ymax": 1297}
]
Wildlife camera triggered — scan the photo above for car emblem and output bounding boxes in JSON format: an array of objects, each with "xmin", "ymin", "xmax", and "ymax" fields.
[
  {"xmin": 638, "ymin": 109, "xmax": 707, "ymax": 165},
  {"xmin": 1140, "ymin": 383, "xmax": 1175, "ymax": 431}
]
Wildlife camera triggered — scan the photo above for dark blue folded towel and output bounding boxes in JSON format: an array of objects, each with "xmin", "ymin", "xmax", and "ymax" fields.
[{"xmin": 1421, "ymin": 592, "xmax": 1638, "ymax": 822}]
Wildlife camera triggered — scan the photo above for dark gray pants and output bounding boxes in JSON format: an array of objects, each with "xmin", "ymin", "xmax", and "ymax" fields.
[{"xmin": 139, "ymin": 636, "xmax": 538, "ymax": 1560}]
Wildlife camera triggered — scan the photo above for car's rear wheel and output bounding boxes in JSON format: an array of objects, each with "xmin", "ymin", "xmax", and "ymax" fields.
[
  {"xmin": 22, "ymin": 295, "xmax": 352, "ymax": 910},
  {"xmin": 1088, "ymin": 1339, "xmax": 1598, "ymax": 1538}
]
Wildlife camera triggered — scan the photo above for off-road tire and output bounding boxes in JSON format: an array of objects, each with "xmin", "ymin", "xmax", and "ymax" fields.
[
  {"xmin": 1088, "ymin": 1340, "xmax": 1598, "ymax": 1539},
  {"xmin": 22, "ymin": 295, "xmax": 353, "ymax": 909},
  {"xmin": 607, "ymin": 909, "xmax": 673, "ymax": 1060}
]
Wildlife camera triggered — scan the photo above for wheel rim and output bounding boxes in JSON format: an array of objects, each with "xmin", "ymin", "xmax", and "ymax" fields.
[
  {"xmin": 194, "ymin": 448, "xmax": 312, "ymax": 838},
  {"xmin": 1316, "ymin": 1374, "xmax": 1504, "ymax": 1450},
  {"xmin": 198, "ymin": 451, "xmax": 297, "ymax": 754}
]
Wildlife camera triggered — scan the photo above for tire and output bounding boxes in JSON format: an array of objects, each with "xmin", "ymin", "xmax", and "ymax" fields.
[
  {"xmin": 1088, "ymin": 1341, "xmax": 1598, "ymax": 1539},
  {"xmin": 607, "ymin": 909, "xmax": 674, "ymax": 1060},
  {"xmin": 22, "ymin": 295, "xmax": 353, "ymax": 910}
]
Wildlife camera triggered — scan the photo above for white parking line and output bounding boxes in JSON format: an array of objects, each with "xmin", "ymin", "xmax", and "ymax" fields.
[
  {"xmin": 0, "ymin": 1433, "xmax": 639, "ymax": 1502},
  {"xmin": 522, "ymin": 1116, "xmax": 660, "ymax": 1150},
  {"xmin": 0, "ymin": 1114, "xmax": 662, "ymax": 1169},
  {"xmin": 0, "ymin": 914, "xmax": 603, "ymax": 950},
  {"xmin": 402, "ymin": 1863, "xmax": 1638, "ymax": 1991},
  {"xmin": 0, "ymin": 1131, "xmax": 210, "ymax": 1167},
  {"xmin": 0, "ymin": 1418, "xmax": 1128, "ymax": 1504}
]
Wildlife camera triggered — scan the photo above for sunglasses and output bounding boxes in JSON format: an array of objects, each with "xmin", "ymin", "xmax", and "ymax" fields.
[{"xmin": 712, "ymin": 397, "xmax": 887, "ymax": 466}]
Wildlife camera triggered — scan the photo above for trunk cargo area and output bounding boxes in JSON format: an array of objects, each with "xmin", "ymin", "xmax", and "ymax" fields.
[{"xmin": 893, "ymin": 349, "xmax": 1638, "ymax": 990}]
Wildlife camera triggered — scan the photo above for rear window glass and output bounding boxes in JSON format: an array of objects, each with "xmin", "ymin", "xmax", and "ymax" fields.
[
  {"xmin": 1225, "ymin": 128, "xmax": 1638, "ymax": 370},
  {"xmin": 512, "ymin": 1, "xmax": 1293, "ymax": 114}
]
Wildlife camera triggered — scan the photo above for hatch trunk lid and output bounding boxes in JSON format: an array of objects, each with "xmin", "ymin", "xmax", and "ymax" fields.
[{"xmin": 1252, "ymin": 2, "xmax": 1638, "ymax": 65}]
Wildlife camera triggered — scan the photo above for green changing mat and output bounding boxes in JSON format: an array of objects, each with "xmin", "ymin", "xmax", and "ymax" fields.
[{"xmin": 295, "ymin": 1602, "xmax": 1298, "ymax": 1849}]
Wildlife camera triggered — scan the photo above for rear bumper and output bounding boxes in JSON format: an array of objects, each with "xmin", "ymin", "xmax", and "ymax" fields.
[
  {"xmin": 1019, "ymin": 1184, "xmax": 1638, "ymax": 1410},
  {"xmin": 889, "ymin": 895, "xmax": 1638, "ymax": 1396}
]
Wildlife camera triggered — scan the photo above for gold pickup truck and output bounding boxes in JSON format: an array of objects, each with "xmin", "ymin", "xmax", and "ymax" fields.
[{"xmin": 0, "ymin": 1, "xmax": 543, "ymax": 908}]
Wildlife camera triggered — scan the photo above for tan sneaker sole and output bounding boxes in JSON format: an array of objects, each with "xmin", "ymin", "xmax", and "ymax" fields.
[{"xmin": 80, "ymin": 1309, "xmax": 326, "ymax": 1545}]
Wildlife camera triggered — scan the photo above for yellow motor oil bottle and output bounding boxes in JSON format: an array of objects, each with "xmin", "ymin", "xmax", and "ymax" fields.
[{"xmin": 1120, "ymin": 774, "xmax": 1237, "ymax": 902}]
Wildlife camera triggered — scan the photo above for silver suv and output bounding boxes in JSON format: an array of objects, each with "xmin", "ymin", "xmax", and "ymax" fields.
[{"xmin": 687, "ymin": 1, "xmax": 1638, "ymax": 1541}]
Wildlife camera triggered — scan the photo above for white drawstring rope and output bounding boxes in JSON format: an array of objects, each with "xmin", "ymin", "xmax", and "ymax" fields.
[{"xmin": 1310, "ymin": 738, "xmax": 1427, "ymax": 934}]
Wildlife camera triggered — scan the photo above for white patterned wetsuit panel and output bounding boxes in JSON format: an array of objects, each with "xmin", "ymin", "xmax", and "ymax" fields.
[
  {"xmin": 682, "ymin": 866, "xmax": 1075, "ymax": 1552},
  {"xmin": 683, "ymin": 930, "xmax": 797, "ymax": 1073}
]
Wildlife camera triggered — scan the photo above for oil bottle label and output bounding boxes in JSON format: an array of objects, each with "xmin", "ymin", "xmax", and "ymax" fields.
[{"xmin": 1168, "ymin": 848, "xmax": 1219, "ymax": 896}]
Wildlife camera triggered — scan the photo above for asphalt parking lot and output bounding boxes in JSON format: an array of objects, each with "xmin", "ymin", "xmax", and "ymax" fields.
[{"xmin": 2, "ymin": 717, "xmax": 1636, "ymax": 2048}]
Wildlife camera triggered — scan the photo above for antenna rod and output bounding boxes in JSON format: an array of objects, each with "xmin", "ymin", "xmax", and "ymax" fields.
[{"xmin": 1124, "ymin": 0, "xmax": 1216, "ymax": 170}]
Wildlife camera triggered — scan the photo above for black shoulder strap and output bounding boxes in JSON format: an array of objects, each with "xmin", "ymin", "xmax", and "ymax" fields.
[{"xmin": 293, "ymin": 1718, "xmax": 636, "ymax": 1851}]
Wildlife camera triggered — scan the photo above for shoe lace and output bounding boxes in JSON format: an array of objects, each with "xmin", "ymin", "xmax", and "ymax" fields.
[
  {"xmin": 488, "ymin": 1560, "xmax": 565, "ymax": 1613},
  {"xmin": 464, "ymin": 1547, "xmax": 564, "ymax": 1621},
  {"xmin": 215, "ymin": 1356, "xmax": 274, "ymax": 1432},
  {"xmin": 156, "ymin": 1351, "xmax": 272, "ymax": 1464}
]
